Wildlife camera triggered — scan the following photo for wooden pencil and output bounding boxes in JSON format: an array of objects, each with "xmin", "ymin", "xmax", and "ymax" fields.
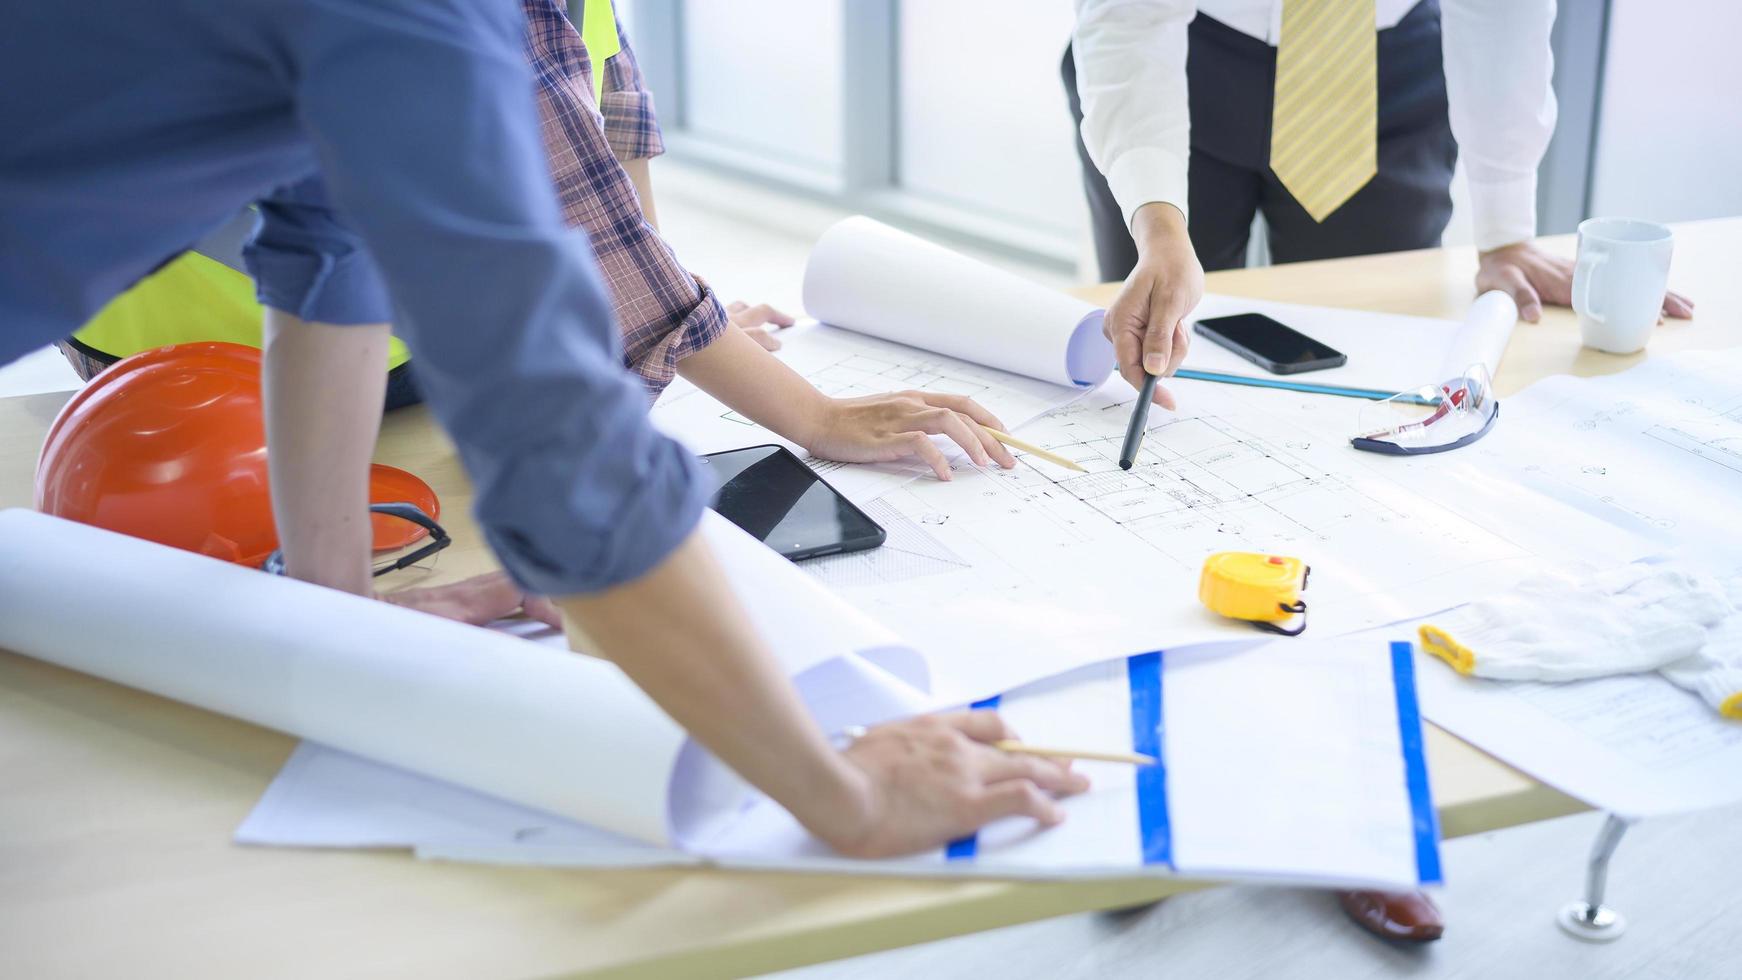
[
  {"xmin": 993, "ymin": 739, "xmax": 1158, "ymax": 766},
  {"xmin": 982, "ymin": 427, "xmax": 1089, "ymax": 473}
]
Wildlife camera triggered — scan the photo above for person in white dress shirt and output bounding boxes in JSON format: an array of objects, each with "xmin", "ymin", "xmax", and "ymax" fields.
[
  {"xmin": 1063, "ymin": 0, "xmax": 1692, "ymax": 419},
  {"xmin": 1059, "ymin": 0, "xmax": 1700, "ymax": 943}
]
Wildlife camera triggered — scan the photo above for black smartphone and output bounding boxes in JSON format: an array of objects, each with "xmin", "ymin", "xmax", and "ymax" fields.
[
  {"xmin": 1194, "ymin": 313, "xmax": 1347, "ymax": 375},
  {"xmin": 697, "ymin": 444, "xmax": 886, "ymax": 562}
]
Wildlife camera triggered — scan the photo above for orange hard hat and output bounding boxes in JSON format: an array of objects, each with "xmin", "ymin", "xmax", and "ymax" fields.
[{"xmin": 35, "ymin": 341, "xmax": 438, "ymax": 567}]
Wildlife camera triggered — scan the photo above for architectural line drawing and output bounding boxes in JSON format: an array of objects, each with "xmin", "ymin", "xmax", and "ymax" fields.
[
  {"xmin": 962, "ymin": 395, "xmax": 1417, "ymax": 570},
  {"xmin": 802, "ymin": 498, "xmax": 972, "ymax": 588}
]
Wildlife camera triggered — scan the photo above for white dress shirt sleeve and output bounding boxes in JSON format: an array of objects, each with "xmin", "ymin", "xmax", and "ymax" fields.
[
  {"xmin": 1072, "ymin": 0, "xmax": 1197, "ymax": 231},
  {"xmin": 1441, "ymin": 0, "xmax": 1560, "ymax": 251}
]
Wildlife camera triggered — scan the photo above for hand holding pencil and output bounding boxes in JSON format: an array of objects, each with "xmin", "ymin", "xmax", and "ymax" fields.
[{"xmin": 834, "ymin": 712, "xmax": 1092, "ymax": 857}]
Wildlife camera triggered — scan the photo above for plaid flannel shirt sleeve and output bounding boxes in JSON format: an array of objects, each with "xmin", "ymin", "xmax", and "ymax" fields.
[
  {"xmin": 521, "ymin": 0, "xmax": 726, "ymax": 398},
  {"xmin": 600, "ymin": 16, "xmax": 664, "ymax": 161}
]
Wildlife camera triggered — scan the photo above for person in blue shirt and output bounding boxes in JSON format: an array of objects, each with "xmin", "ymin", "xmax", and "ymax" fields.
[{"xmin": 0, "ymin": 0, "xmax": 1086, "ymax": 857}]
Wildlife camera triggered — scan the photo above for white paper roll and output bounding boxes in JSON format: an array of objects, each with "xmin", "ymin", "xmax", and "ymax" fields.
[
  {"xmin": 1437, "ymin": 290, "xmax": 1519, "ymax": 380},
  {"xmin": 0, "ymin": 508, "xmax": 924, "ymax": 846},
  {"xmin": 802, "ymin": 216, "xmax": 1115, "ymax": 387},
  {"xmin": 0, "ymin": 508, "xmax": 686, "ymax": 842}
]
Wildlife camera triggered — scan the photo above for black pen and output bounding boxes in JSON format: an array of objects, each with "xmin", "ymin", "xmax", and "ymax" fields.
[{"xmin": 1119, "ymin": 372, "xmax": 1159, "ymax": 470}]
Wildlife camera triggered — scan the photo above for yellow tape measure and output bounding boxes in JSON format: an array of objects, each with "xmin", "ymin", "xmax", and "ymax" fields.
[{"xmin": 1198, "ymin": 551, "xmax": 1310, "ymax": 636}]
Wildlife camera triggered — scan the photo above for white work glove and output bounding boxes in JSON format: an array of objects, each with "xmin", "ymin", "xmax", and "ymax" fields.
[
  {"xmin": 1420, "ymin": 561, "xmax": 1733, "ymax": 683},
  {"xmin": 1658, "ymin": 563, "xmax": 1742, "ymax": 720}
]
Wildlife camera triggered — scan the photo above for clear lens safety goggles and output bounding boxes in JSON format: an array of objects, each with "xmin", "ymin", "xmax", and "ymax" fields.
[
  {"xmin": 261, "ymin": 502, "xmax": 451, "ymax": 577},
  {"xmin": 1351, "ymin": 364, "xmax": 1499, "ymax": 456}
]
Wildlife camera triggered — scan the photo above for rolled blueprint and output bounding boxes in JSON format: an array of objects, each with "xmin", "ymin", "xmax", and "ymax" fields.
[
  {"xmin": 1436, "ymin": 290, "xmax": 1519, "ymax": 380},
  {"xmin": 0, "ymin": 508, "xmax": 925, "ymax": 847},
  {"xmin": 802, "ymin": 216, "xmax": 1116, "ymax": 388}
]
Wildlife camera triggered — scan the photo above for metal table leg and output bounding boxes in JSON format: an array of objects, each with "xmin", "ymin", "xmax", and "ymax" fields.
[{"xmin": 1557, "ymin": 813, "xmax": 1631, "ymax": 942}]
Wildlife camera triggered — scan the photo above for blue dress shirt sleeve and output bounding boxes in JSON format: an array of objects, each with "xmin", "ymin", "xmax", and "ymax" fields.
[
  {"xmin": 243, "ymin": 176, "xmax": 395, "ymax": 325},
  {"xmin": 278, "ymin": 0, "xmax": 709, "ymax": 596}
]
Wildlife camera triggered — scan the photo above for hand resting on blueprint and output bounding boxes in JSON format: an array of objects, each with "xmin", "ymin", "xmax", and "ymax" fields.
[
  {"xmin": 383, "ymin": 571, "xmax": 563, "ymax": 629},
  {"xmin": 803, "ymin": 390, "xmax": 1019, "ymax": 481},
  {"xmin": 677, "ymin": 321, "xmax": 1017, "ymax": 482}
]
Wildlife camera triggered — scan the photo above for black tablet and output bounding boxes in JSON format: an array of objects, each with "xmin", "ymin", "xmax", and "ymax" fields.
[{"xmin": 698, "ymin": 444, "xmax": 887, "ymax": 562}]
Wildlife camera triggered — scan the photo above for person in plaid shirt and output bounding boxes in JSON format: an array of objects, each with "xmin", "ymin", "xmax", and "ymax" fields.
[
  {"xmin": 522, "ymin": 0, "xmax": 793, "ymax": 392},
  {"xmin": 400, "ymin": 0, "xmax": 1029, "ymax": 625}
]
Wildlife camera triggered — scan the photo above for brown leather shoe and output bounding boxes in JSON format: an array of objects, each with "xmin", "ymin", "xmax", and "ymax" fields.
[{"xmin": 1337, "ymin": 889, "xmax": 1445, "ymax": 943}]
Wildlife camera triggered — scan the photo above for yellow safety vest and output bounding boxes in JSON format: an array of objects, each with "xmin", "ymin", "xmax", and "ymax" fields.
[
  {"xmin": 72, "ymin": 0, "xmax": 618, "ymax": 367},
  {"xmin": 581, "ymin": 0, "xmax": 621, "ymax": 101},
  {"xmin": 72, "ymin": 251, "xmax": 413, "ymax": 371}
]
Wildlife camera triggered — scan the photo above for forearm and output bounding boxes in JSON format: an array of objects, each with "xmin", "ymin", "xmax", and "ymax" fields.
[
  {"xmin": 1131, "ymin": 200, "xmax": 1190, "ymax": 256},
  {"xmin": 260, "ymin": 311, "xmax": 390, "ymax": 595},
  {"xmin": 555, "ymin": 527, "xmax": 869, "ymax": 840},
  {"xmin": 1442, "ymin": 0, "xmax": 1557, "ymax": 251},
  {"xmin": 677, "ymin": 324, "xmax": 831, "ymax": 447},
  {"xmin": 1072, "ymin": 0, "xmax": 1194, "ymax": 229},
  {"xmin": 622, "ymin": 157, "xmax": 660, "ymax": 230}
]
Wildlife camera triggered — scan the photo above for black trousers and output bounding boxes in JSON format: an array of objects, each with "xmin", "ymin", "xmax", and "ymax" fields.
[{"xmin": 1063, "ymin": 0, "xmax": 1458, "ymax": 281}]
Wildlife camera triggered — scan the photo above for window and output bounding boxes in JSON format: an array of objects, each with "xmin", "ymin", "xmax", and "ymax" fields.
[{"xmin": 617, "ymin": 0, "xmax": 1087, "ymax": 268}]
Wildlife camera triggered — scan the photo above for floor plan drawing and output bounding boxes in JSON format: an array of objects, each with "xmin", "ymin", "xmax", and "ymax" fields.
[
  {"xmin": 822, "ymin": 382, "xmax": 1543, "ymax": 702},
  {"xmin": 970, "ymin": 396, "xmax": 1419, "ymax": 573}
]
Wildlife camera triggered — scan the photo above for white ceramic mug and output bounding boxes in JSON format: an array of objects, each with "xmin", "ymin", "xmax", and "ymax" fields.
[{"xmin": 1573, "ymin": 217, "xmax": 1674, "ymax": 354}]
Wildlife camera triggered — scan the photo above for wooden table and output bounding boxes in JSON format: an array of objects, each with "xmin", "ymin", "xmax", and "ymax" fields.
[{"xmin": 3, "ymin": 218, "xmax": 1736, "ymax": 979}]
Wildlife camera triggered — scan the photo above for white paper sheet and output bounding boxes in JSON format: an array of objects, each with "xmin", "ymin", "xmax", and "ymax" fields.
[
  {"xmin": 1415, "ymin": 651, "xmax": 1742, "ymax": 818},
  {"xmin": 803, "ymin": 216, "xmax": 1115, "ymax": 387},
  {"xmin": 1368, "ymin": 348, "xmax": 1742, "ymax": 557},
  {"xmin": 0, "ymin": 508, "xmax": 921, "ymax": 847},
  {"xmin": 241, "ymin": 639, "xmax": 1438, "ymax": 890},
  {"xmin": 1181, "ymin": 348, "xmax": 1742, "ymax": 818},
  {"xmin": 1183, "ymin": 291, "xmax": 1518, "ymax": 392},
  {"xmin": 815, "ymin": 375, "xmax": 1555, "ymax": 704},
  {"xmin": 1162, "ymin": 642, "xmax": 1431, "ymax": 886}
]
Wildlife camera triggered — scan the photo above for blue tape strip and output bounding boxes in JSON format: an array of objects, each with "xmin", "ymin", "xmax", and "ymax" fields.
[
  {"xmin": 944, "ymin": 694, "xmax": 1003, "ymax": 862},
  {"xmin": 1390, "ymin": 641, "xmax": 1443, "ymax": 885},
  {"xmin": 1127, "ymin": 651, "xmax": 1171, "ymax": 866},
  {"xmin": 1174, "ymin": 369, "xmax": 1397, "ymax": 401}
]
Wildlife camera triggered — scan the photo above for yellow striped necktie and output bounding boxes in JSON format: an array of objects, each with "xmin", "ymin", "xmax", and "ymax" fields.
[{"xmin": 1269, "ymin": 0, "xmax": 1378, "ymax": 222}]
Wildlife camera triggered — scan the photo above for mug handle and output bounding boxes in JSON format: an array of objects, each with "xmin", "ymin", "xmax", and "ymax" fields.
[{"xmin": 1575, "ymin": 250, "xmax": 1608, "ymax": 324}]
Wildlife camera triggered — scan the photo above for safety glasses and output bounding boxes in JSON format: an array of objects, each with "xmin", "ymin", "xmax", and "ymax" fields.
[
  {"xmin": 1351, "ymin": 364, "xmax": 1499, "ymax": 456},
  {"xmin": 261, "ymin": 502, "xmax": 451, "ymax": 578}
]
